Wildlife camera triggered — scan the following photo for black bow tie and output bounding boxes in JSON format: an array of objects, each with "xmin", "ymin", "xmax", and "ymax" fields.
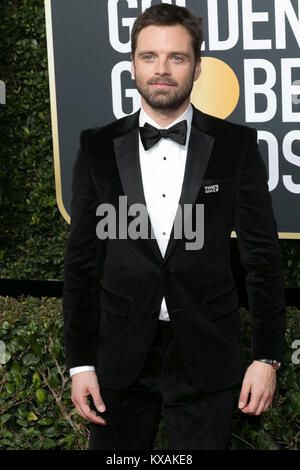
[{"xmin": 139, "ymin": 120, "xmax": 188, "ymax": 151}]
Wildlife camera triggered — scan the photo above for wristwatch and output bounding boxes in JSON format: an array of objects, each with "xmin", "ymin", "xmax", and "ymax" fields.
[{"xmin": 256, "ymin": 359, "xmax": 281, "ymax": 371}]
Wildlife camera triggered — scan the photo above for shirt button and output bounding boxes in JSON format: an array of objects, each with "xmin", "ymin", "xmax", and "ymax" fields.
[
  {"xmin": 162, "ymin": 194, "xmax": 166, "ymax": 198},
  {"xmin": 163, "ymin": 157, "xmax": 167, "ymax": 160}
]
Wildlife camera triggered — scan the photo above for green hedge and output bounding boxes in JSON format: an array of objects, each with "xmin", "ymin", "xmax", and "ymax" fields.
[
  {"xmin": 0, "ymin": 296, "xmax": 299, "ymax": 450},
  {"xmin": 0, "ymin": 0, "xmax": 69, "ymax": 281}
]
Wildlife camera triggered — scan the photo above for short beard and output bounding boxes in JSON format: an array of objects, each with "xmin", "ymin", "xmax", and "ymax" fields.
[{"xmin": 134, "ymin": 67, "xmax": 196, "ymax": 113}]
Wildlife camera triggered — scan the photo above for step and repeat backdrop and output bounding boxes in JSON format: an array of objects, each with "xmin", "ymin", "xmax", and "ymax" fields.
[{"xmin": 45, "ymin": 0, "xmax": 300, "ymax": 238}]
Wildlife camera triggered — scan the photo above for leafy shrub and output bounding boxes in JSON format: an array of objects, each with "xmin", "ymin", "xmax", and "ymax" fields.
[
  {"xmin": 0, "ymin": 296, "xmax": 299, "ymax": 450},
  {"xmin": 0, "ymin": 296, "xmax": 87, "ymax": 449},
  {"xmin": 230, "ymin": 305, "xmax": 300, "ymax": 450},
  {"xmin": 0, "ymin": 0, "xmax": 69, "ymax": 281}
]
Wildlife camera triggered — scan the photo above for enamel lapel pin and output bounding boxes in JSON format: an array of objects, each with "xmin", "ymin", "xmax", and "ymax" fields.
[{"xmin": 204, "ymin": 184, "xmax": 219, "ymax": 194}]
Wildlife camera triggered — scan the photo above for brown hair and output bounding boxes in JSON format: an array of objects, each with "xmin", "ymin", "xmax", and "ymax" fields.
[{"xmin": 131, "ymin": 4, "xmax": 203, "ymax": 62}]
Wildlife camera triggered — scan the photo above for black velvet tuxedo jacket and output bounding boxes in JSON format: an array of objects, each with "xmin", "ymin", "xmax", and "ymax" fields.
[{"xmin": 63, "ymin": 104, "xmax": 286, "ymax": 393}]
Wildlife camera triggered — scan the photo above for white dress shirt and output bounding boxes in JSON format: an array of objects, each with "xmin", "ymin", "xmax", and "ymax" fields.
[{"xmin": 70, "ymin": 102, "xmax": 193, "ymax": 377}]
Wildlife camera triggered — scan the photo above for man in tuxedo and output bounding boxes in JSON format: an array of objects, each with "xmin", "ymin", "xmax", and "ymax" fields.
[{"xmin": 63, "ymin": 4, "xmax": 286, "ymax": 450}]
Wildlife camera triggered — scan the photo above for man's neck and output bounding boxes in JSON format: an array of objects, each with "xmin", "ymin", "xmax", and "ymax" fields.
[{"xmin": 141, "ymin": 98, "xmax": 191, "ymax": 128}]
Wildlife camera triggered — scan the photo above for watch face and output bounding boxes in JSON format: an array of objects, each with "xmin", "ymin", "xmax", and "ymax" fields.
[{"xmin": 272, "ymin": 361, "xmax": 281, "ymax": 370}]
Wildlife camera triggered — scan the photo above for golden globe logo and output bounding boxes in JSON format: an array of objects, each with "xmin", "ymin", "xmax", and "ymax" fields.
[{"xmin": 191, "ymin": 57, "xmax": 240, "ymax": 119}]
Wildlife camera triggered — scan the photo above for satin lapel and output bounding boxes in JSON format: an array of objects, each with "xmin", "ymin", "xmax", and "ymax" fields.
[
  {"xmin": 163, "ymin": 123, "xmax": 215, "ymax": 264},
  {"xmin": 113, "ymin": 128, "xmax": 164, "ymax": 264}
]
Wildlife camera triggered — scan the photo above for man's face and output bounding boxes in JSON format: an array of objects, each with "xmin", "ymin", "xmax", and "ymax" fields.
[{"xmin": 131, "ymin": 24, "xmax": 201, "ymax": 112}]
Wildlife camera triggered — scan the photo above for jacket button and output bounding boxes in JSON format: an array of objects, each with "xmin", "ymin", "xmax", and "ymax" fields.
[{"xmin": 164, "ymin": 269, "xmax": 174, "ymax": 275}]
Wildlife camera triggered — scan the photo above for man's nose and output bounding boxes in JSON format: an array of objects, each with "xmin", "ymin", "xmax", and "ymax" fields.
[{"xmin": 155, "ymin": 57, "xmax": 170, "ymax": 75}]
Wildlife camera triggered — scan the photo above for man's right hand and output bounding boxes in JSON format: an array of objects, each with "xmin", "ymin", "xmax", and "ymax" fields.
[{"xmin": 71, "ymin": 371, "xmax": 107, "ymax": 425}]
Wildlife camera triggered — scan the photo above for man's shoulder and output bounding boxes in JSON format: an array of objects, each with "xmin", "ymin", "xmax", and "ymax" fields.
[
  {"xmin": 193, "ymin": 107, "xmax": 256, "ymax": 140},
  {"xmin": 79, "ymin": 110, "xmax": 140, "ymax": 147}
]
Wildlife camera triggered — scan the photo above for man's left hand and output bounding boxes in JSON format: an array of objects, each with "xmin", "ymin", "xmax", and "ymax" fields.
[{"xmin": 238, "ymin": 360, "xmax": 276, "ymax": 415}]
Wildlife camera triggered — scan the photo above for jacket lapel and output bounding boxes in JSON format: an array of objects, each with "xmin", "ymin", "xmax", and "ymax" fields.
[
  {"xmin": 163, "ymin": 109, "xmax": 215, "ymax": 263},
  {"xmin": 113, "ymin": 113, "xmax": 164, "ymax": 264},
  {"xmin": 113, "ymin": 105, "xmax": 215, "ymax": 265}
]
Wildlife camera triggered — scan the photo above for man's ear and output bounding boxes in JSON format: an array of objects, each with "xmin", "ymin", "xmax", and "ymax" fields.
[{"xmin": 194, "ymin": 59, "xmax": 201, "ymax": 81}]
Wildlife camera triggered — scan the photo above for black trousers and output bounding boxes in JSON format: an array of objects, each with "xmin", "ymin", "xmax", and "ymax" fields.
[{"xmin": 88, "ymin": 320, "xmax": 240, "ymax": 450}]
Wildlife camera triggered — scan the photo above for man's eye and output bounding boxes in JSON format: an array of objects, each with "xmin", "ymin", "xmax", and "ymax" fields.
[
  {"xmin": 172, "ymin": 56, "xmax": 184, "ymax": 62},
  {"xmin": 144, "ymin": 55, "xmax": 153, "ymax": 60}
]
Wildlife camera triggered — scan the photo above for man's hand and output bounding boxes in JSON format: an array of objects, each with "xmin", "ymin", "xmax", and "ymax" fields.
[
  {"xmin": 71, "ymin": 371, "xmax": 107, "ymax": 425},
  {"xmin": 238, "ymin": 360, "xmax": 276, "ymax": 415}
]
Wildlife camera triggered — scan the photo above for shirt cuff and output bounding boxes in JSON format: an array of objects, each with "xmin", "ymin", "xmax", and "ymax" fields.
[{"xmin": 69, "ymin": 366, "xmax": 95, "ymax": 377}]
